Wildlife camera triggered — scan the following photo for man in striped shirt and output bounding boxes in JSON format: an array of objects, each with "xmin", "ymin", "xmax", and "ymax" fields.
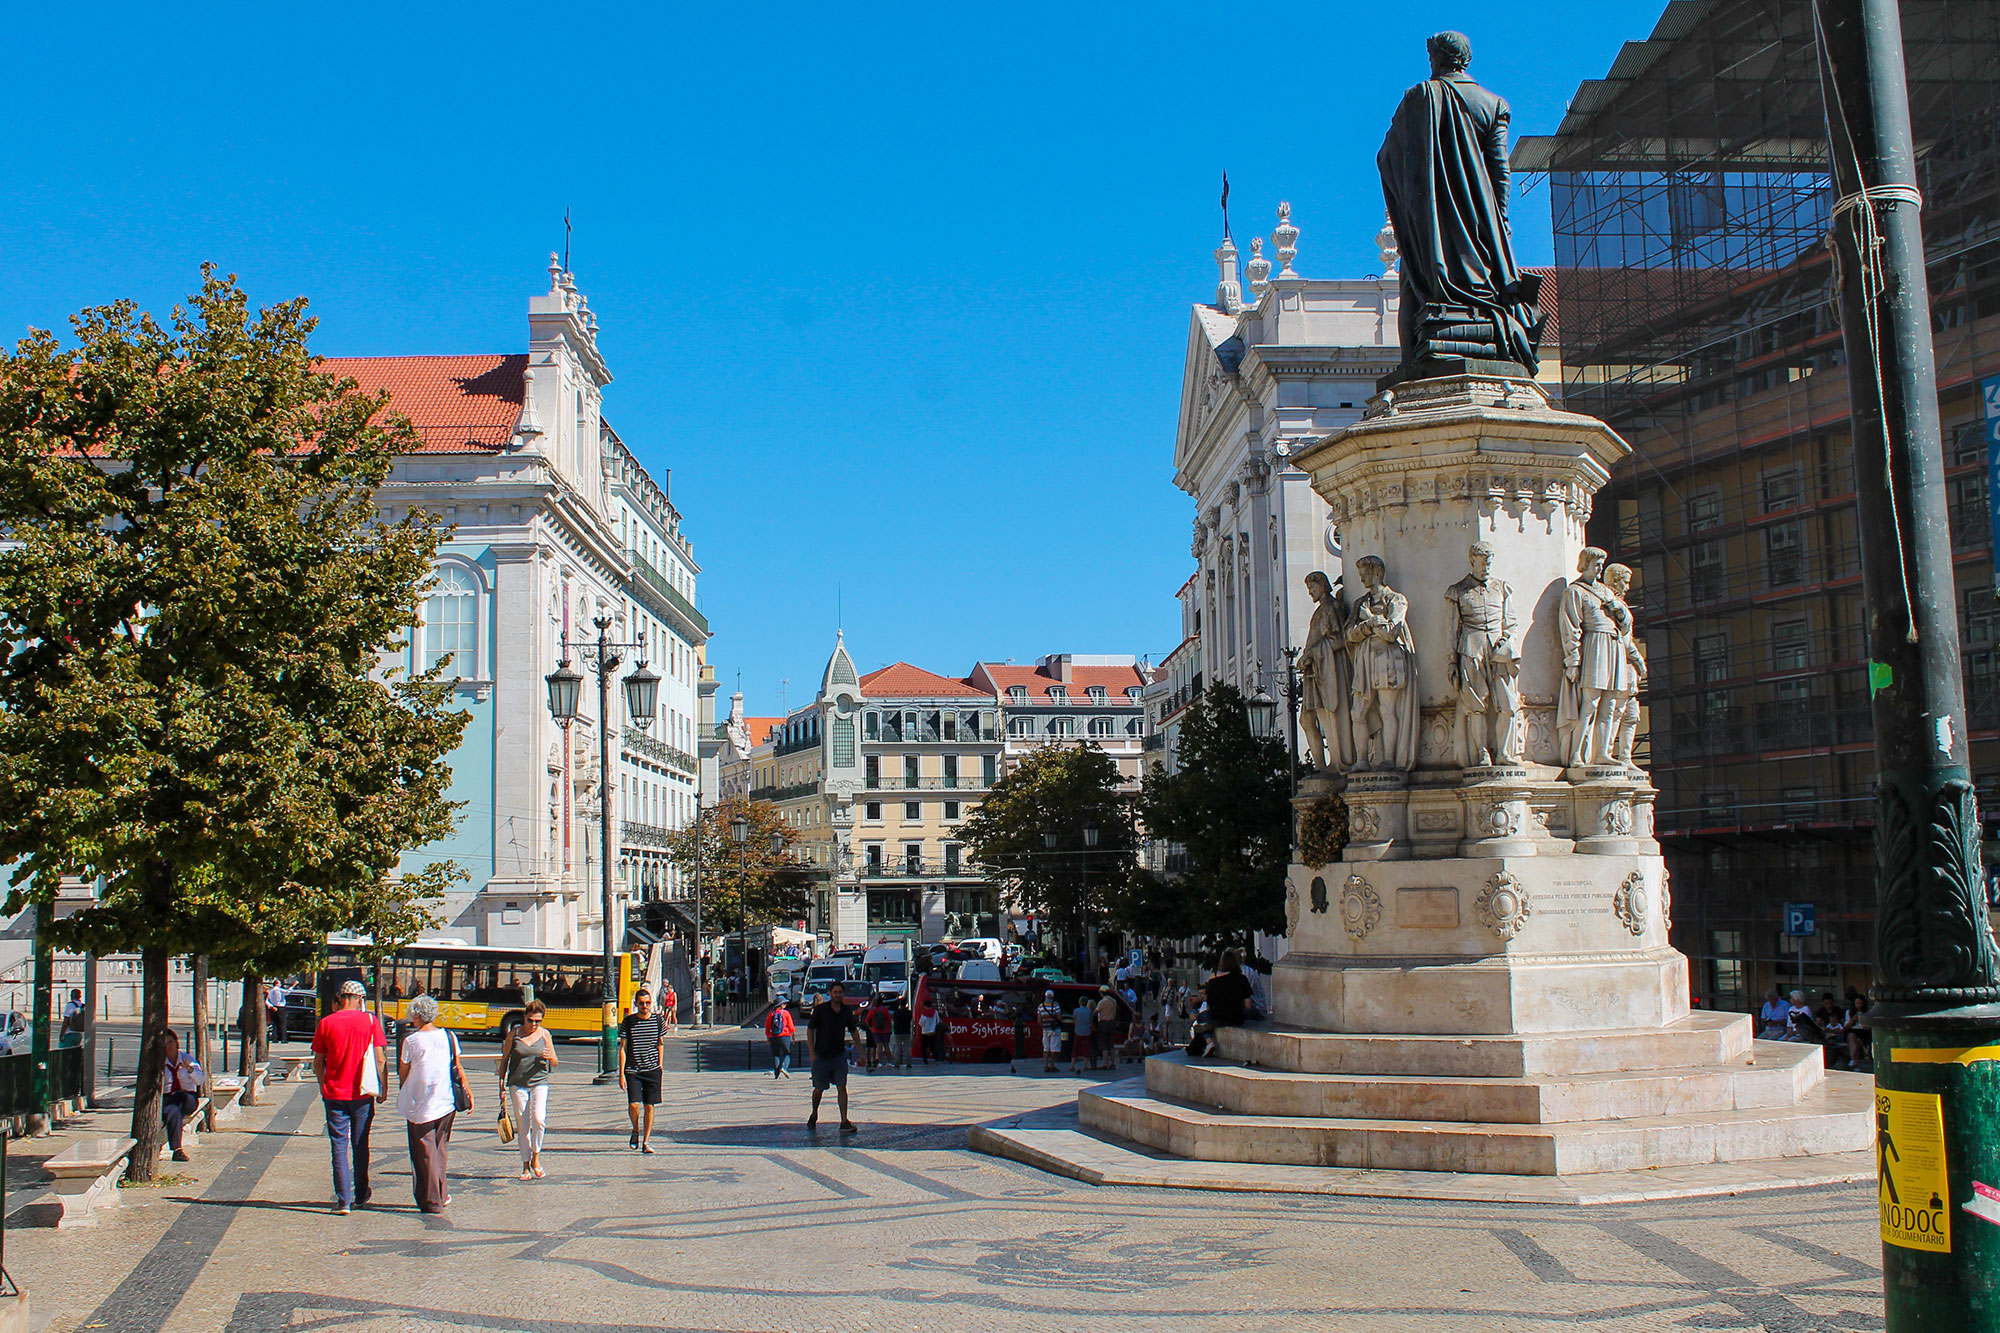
[{"xmin": 618, "ymin": 990, "xmax": 667, "ymax": 1153}]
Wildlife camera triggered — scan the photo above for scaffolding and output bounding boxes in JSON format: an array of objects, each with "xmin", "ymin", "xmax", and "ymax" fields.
[{"xmin": 1514, "ymin": 0, "xmax": 2000, "ymax": 1009}]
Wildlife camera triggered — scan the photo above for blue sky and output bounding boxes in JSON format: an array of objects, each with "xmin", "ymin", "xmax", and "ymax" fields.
[{"xmin": 0, "ymin": 2, "xmax": 1664, "ymax": 718}]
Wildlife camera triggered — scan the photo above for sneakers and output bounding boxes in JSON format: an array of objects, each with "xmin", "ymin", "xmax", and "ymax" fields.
[
  {"xmin": 839, "ymin": 1122, "xmax": 859, "ymax": 1134},
  {"xmin": 172, "ymin": 1150, "xmax": 191, "ymax": 1163},
  {"xmin": 331, "ymin": 1202, "xmax": 351, "ymax": 1215},
  {"xmin": 629, "ymin": 1131, "xmax": 639, "ymax": 1149}
]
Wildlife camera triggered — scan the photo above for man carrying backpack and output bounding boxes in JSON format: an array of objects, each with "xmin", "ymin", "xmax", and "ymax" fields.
[
  {"xmin": 865, "ymin": 1001, "xmax": 894, "ymax": 1073},
  {"xmin": 766, "ymin": 1002, "xmax": 797, "ymax": 1078}
]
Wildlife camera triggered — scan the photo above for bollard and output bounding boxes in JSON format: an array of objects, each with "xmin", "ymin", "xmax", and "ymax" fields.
[{"xmin": 105, "ymin": 1038, "xmax": 115, "ymax": 1082}]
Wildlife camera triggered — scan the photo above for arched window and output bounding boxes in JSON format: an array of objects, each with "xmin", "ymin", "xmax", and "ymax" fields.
[{"xmin": 421, "ymin": 564, "xmax": 479, "ymax": 676}]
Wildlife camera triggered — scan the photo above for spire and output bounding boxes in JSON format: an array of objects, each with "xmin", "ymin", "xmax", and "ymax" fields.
[
  {"xmin": 821, "ymin": 629, "xmax": 859, "ymax": 697},
  {"xmin": 1273, "ymin": 202, "xmax": 1299, "ymax": 277},
  {"xmin": 1215, "ymin": 235, "xmax": 1243, "ymax": 314},
  {"xmin": 1246, "ymin": 237, "xmax": 1271, "ymax": 298}
]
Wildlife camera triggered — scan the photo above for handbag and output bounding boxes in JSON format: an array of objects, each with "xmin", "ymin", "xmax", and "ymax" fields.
[
  {"xmin": 447, "ymin": 1030, "xmax": 472, "ymax": 1113},
  {"xmin": 497, "ymin": 1085, "xmax": 517, "ymax": 1143}
]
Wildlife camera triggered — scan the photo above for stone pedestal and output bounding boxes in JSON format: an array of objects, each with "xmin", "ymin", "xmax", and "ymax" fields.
[{"xmin": 986, "ymin": 375, "xmax": 1873, "ymax": 1191}]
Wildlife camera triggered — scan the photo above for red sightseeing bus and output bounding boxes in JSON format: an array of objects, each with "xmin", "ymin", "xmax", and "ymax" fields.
[{"xmin": 911, "ymin": 974, "xmax": 1129, "ymax": 1063}]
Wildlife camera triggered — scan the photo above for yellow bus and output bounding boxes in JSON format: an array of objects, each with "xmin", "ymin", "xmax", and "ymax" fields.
[{"xmin": 320, "ymin": 940, "xmax": 646, "ymax": 1042}]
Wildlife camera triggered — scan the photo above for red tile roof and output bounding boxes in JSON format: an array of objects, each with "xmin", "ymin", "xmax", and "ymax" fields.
[
  {"xmin": 320, "ymin": 354, "xmax": 526, "ymax": 453},
  {"xmin": 974, "ymin": 662, "xmax": 1147, "ymax": 703},
  {"xmin": 743, "ymin": 717, "xmax": 784, "ymax": 747},
  {"xmin": 859, "ymin": 663, "xmax": 990, "ymax": 698}
]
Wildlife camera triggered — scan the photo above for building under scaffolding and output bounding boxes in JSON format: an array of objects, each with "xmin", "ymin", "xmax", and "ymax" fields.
[{"xmin": 1514, "ymin": 0, "xmax": 2000, "ymax": 1011}]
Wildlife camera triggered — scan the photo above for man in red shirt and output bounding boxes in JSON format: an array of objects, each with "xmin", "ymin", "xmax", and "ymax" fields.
[{"xmin": 312, "ymin": 979, "xmax": 387, "ymax": 1214}]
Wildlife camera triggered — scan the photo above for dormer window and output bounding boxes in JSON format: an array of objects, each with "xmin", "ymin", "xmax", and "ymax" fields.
[
  {"xmin": 1007, "ymin": 686, "xmax": 1028, "ymax": 704},
  {"xmin": 1048, "ymin": 686, "xmax": 1068, "ymax": 703},
  {"xmin": 1086, "ymin": 686, "xmax": 1107, "ymax": 703}
]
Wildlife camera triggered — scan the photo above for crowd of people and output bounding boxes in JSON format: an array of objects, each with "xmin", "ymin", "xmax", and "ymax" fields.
[{"xmin": 1755, "ymin": 984, "xmax": 1872, "ymax": 1070}]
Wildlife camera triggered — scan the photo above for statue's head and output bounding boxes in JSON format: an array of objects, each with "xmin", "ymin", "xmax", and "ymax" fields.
[
  {"xmin": 1578, "ymin": 547, "xmax": 1607, "ymax": 579},
  {"xmin": 1355, "ymin": 555, "xmax": 1386, "ymax": 587},
  {"xmin": 1605, "ymin": 563, "xmax": 1633, "ymax": 595},
  {"xmin": 1467, "ymin": 541, "xmax": 1495, "ymax": 576},
  {"xmin": 1427, "ymin": 30, "xmax": 1472, "ymax": 75},
  {"xmin": 1305, "ymin": 570, "xmax": 1332, "ymax": 600}
]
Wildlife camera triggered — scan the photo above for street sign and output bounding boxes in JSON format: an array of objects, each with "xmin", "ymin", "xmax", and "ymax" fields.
[{"xmin": 1784, "ymin": 902, "xmax": 1817, "ymax": 936}]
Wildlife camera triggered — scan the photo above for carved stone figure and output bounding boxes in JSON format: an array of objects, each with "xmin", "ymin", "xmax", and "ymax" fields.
[
  {"xmin": 1558, "ymin": 547, "xmax": 1635, "ymax": 767},
  {"xmin": 1345, "ymin": 556, "xmax": 1420, "ymax": 772},
  {"xmin": 1377, "ymin": 31, "xmax": 1545, "ymax": 374},
  {"xmin": 1297, "ymin": 572, "xmax": 1354, "ymax": 772},
  {"xmin": 1604, "ymin": 563, "xmax": 1647, "ymax": 770},
  {"xmin": 1445, "ymin": 541, "xmax": 1521, "ymax": 767}
]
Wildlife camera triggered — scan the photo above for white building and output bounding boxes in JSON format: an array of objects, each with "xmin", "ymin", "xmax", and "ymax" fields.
[
  {"xmin": 349, "ymin": 257, "xmax": 711, "ymax": 951},
  {"xmin": 1161, "ymin": 206, "xmax": 1402, "ymax": 759}
]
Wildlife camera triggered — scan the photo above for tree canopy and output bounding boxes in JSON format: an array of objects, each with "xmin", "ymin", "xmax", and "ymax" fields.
[
  {"xmin": 957, "ymin": 744, "xmax": 1136, "ymax": 940},
  {"xmin": 1127, "ymin": 683, "xmax": 1292, "ymax": 946},
  {"xmin": 0, "ymin": 268, "xmax": 468, "ymax": 1172},
  {"xmin": 661, "ymin": 798, "xmax": 813, "ymax": 929}
]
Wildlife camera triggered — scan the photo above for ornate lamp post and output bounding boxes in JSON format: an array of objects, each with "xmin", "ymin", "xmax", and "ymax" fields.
[
  {"xmin": 729, "ymin": 812, "xmax": 750, "ymax": 1018},
  {"xmin": 545, "ymin": 613, "xmax": 659, "ymax": 1082},
  {"xmin": 1245, "ymin": 680, "xmax": 1279, "ymax": 740},
  {"xmin": 1280, "ymin": 646, "xmax": 1303, "ymax": 797}
]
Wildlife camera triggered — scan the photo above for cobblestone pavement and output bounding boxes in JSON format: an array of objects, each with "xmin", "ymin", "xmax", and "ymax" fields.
[{"xmin": 8, "ymin": 1038, "xmax": 1886, "ymax": 1332}]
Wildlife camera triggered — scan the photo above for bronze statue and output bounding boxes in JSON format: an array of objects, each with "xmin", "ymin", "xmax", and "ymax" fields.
[{"xmin": 1378, "ymin": 31, "xmax": 1545, "ymax": 375}]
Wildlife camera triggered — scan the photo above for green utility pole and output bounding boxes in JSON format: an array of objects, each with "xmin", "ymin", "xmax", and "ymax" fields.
[{"xmin": 1814, "ymin": 2, "xmax": 2000, "ymax": 1325}]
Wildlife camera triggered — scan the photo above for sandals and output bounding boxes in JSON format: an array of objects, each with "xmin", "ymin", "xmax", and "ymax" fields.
[
  {"xmin": 518, "ymin": 1167, "xmax": 533, "ymax": 1181},
  {"xmin": 532, "ymin": 1162, "xmax": 546, "ymax": 1179}
]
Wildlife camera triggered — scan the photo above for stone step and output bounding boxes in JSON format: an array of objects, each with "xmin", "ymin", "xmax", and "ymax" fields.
[
  {"xmin": 1078, "ymin": 1070, "xmax": 1874, "ymax": 1176},
  {"xmin": 1218, "ymin": 1009, "xmax": 1754, "ymax": 1078},
  {"xmin": 1147, "ymin": 1041, "xmax": 1823, "ymax": 1125}
]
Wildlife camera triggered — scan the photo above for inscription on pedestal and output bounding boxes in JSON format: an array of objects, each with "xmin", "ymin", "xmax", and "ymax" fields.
[{"xmin": 1396, "ymin": 887, "xmax": 1460, "ymax": 928}]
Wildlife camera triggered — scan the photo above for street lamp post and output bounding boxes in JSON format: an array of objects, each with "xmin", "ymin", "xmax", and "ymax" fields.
[
  {"xmin": 691, "ymin": 793, "xmax": 705, "ymax": 1027},
  {"xmin": 546, "ymin": 613, "xmax": 659, "ymax": 1083},
  {"xmin": 1280, "ymin": 646, "xmax": 1303, "ymax": 798}
]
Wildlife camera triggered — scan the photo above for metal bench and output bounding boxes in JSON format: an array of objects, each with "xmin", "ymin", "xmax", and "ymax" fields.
[{"xmin": 45, "ymin": 1136, "xmax": 135, "ymax": 1229}]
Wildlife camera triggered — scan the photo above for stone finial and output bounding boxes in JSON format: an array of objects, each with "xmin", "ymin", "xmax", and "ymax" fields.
[
  {"xmin": 1274, "ymin": 202, "xmax": 1300, "ymax": 277},
  {"xmin": 1215, "ymin": 235, "xmax": 1243, "ymax": 314},
  {"xmin": 1376, "ymin": 209, "xmax": 1399, "ymax": 277},
  {"xmin": 548, "ymin": 252, "xmax": 564, "ymax": 291},
  {"xmin": 1246, "ymin": 237, "xmax": 1271, "ymax": 297}
]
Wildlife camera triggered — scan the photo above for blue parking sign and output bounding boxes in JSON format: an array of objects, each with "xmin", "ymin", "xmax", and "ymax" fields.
[{"xmin": 1784, "ymin": 902, "xmax": 1816, "ymax": 936}]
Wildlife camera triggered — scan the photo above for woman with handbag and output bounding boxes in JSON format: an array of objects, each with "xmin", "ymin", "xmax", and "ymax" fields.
[
  {"xmin": 397, "ymin": 994, "xmax": 471, "ymax": 1214},
  {"xmin": 501, "ymin": 999, "xmax": 558, "ymax": 1179}
]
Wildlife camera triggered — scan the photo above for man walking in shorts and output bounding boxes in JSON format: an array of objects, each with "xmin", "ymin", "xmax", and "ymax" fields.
[
  {"xmin": 618, "ymin": 989, "xmax": 666, "ymax": 1153},
  {"xmin": 806, "ymin": 984, "xmax": 862, "ymax": 1134}
]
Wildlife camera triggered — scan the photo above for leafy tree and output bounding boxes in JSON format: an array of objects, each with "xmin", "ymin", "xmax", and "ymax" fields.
[
  {"xmin": 957, "ymin": 744, "xmax": 1136, "ymax": 965},
  {"xmin": 661, "ymin": 798, "xmax": 811, "ymax": 931},
  {"xmin": 0, "ymin": 269, "xmax": 467, "ymax": 1178},
  {"xmin": 1129, "ymin": 683, "xmax": 1292, "ymax": 951}
]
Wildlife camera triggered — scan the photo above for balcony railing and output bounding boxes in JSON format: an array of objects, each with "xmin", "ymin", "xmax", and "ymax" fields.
[
  {"xmin": 627, "ymin": 547, "xmax": 711, "ymax": 637},
  {"xmin": 750, "ymin": 781, "xmax": 820, "ymax": 803},
  {"xmin": 624, "ymin": 729, "xmax": 700, "ymax": 777},
  {"xmin": 859, "ymin": 860, "xmax": 989, "ymax": 880},
  {"xmin": 863, "ymin": 775, "xmax": 992, "ymax": 791},
  {"xmin": 620, "ymin": 821, "xmax": 674, "ymax": 850}
]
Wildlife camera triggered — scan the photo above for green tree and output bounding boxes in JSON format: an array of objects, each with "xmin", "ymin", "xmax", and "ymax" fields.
[
  {"xmin": 1129, "ymin": 684, "xmax": 1292, "ymax": 951},
  {"xmin": 661, "ymin": 798, "xmax": 812, "ymax": 932},
  {"xmin": 0, "ymin": 269, "xmax": 467, "ymax": 1178},
  {"xmin": 957, "ymin": 744, "xmax": 1136, "ymax": 967}
]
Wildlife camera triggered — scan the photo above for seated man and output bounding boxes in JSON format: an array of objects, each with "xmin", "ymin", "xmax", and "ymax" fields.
[{"xmin": 161, "ymin": 1029, "xmax": 207, "ymax": 1163}]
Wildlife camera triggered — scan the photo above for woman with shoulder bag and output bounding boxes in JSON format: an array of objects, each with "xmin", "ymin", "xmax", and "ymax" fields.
[
  {"xmin": 398, "ymin": 994, "xmax": 471, "ymax": 1214},
  {"xmin": 502, "ymin": 999, "xmax": 558, "ymax": 1179}
]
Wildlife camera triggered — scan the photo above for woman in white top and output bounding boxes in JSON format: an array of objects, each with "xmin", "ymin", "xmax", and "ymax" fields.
[{"xmin": 397, "ymin": 994, "xmax": 470, "ymax": 1214}]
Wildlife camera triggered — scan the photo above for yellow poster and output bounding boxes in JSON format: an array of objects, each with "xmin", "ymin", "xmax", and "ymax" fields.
[{"xmin": 1878, "ymin": 1087, "xmax": 1952, "ymax": 1253}]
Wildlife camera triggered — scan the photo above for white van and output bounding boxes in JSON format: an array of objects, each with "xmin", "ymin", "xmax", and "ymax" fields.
[
  {"xmin": 862, "ymin": 941, "xmax": 913, "ymax": 1002},
  {"xmin": 801, "ymin": 958, "xmax": 857, "ymax": 1007},
  {"xmin": 953, "ymin": 937, "xmax": 1005, "ymax": 962}
]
